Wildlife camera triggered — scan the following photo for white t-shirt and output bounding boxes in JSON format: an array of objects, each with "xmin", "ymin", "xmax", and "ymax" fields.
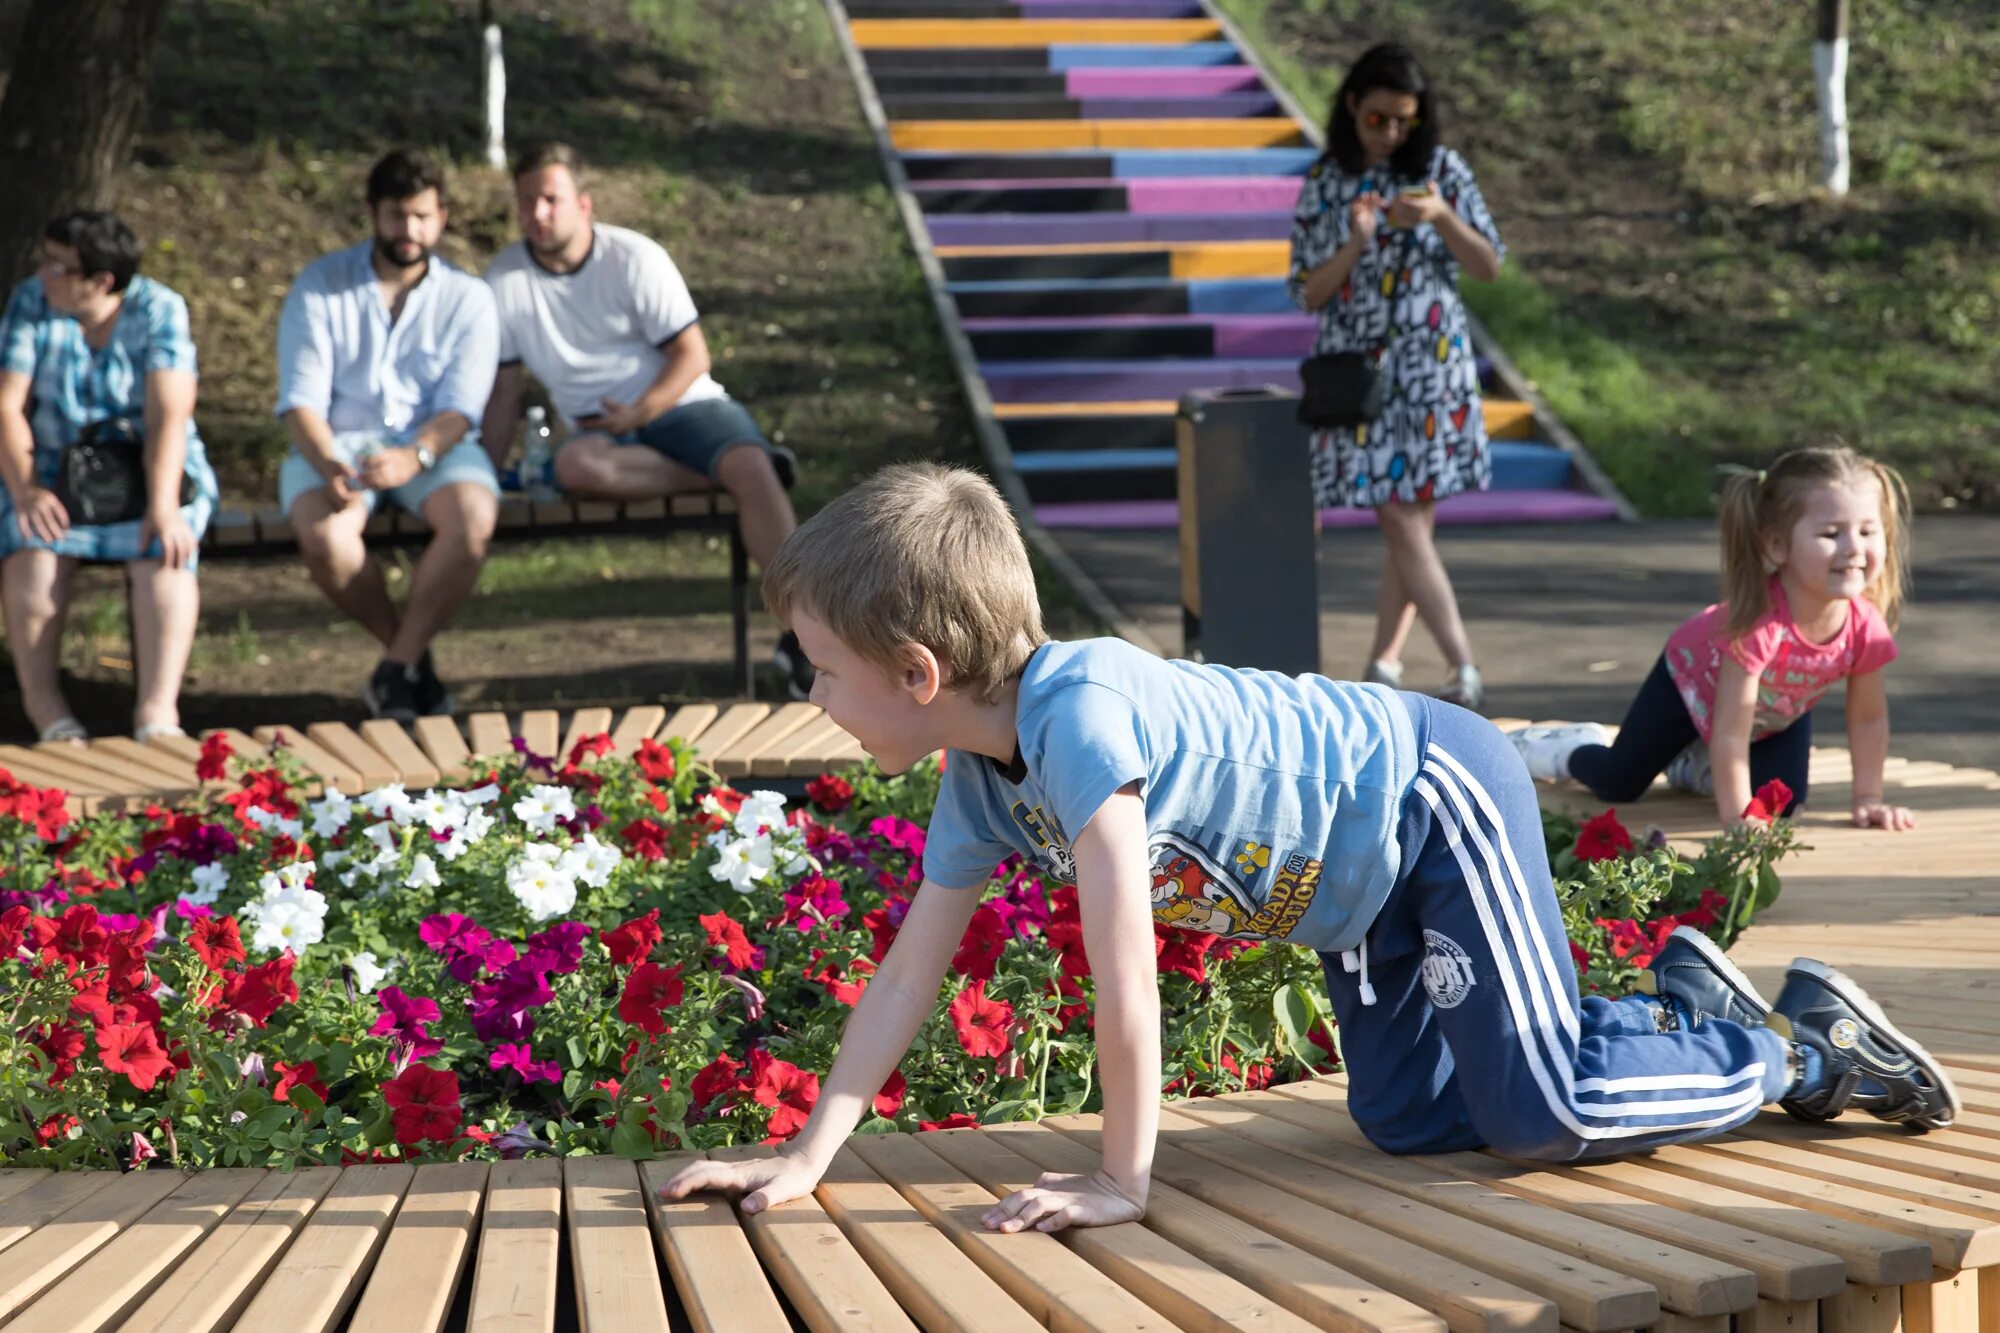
[{"xmin": 484, "ymin": 224, "xmax": 727, "ymax": 426}]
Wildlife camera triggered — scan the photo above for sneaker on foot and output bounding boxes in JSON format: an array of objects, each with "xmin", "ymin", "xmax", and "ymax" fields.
[
  {"xmin": 414, "ymin": 651, "xmax": 455, "ymax": 718},
  {"xmin": 774, "ymin": 630, "xmax": 815, "ymax": 702},
  {"xmin": 1665, "ymin": 741, "xmax": 1713, "ymax": 796},
  {"xmin": 1363, "ymin": 659, "xmax": 1404, "ymax": 687},
  {"xmin": 1436, "ymin": 664, "xmax": 1485, "ymax": 711},
  {"xmin": 1637, "ymin": 925, "xmax": 1772, "ymax": 1031},
  {"xmin": 364, "ymin": 660, "xmax": 423, "ymax": 724},
  {"xmin": 1770, "ymin": 958, "xmax": 1960, "ymax": 1130},
  {"xmin": 1506, "ymin": 722, "xmax": 1609, "ymax": 783}
]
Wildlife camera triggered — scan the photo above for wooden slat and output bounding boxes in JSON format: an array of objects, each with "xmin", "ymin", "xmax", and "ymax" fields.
[
  {"xmin": 987, "ymin": 1124, "xmax": 1447, "ymax": 1333},
  {"xmin": 563, "ymin": 1155, "xmax": 670, "ymax": 1333},
  {"xmin": 467, "ymin": 1158, "xmax": 564, "ymax": 1333},
  {"xmin": 1820, "ymin": 1283, "xmax": 1902, "ymax": 1333},
  {"xmin": 0, "ymin": 1169, "xmax": 188, "ymax": 1320},
  {"xmin": 0, "ymin": 743, "xmax": 117, "ymax": 796},
  {"xmin": 0, "ymin": 1171, "xmax": 126, "ymax": 1254},
  {"xmin": 518, "ymin": 709, "xmax": 561, "ymax": 762},
  {"xmin": 359, "ymin": 720, "xmax": 442, "ymax": 789},
  {"xmin": 205, "ymin": 726, "xmax": 270, "ymax": 763},
  {"xmin": 0, "ymin": 1170, "xmax": 50, "ymax": 1207},
  {"xmin": 685, "ymin": 701, "xmax": 775, "ymax": 767},
  {"xmin": 349, "ymin": 1162, "xmax": 489, "ymax": 1333},
  {"xmin": 90, "ymin": 736, "xmax": 203, "ymax": 786},
  {"xmin": 117, "ymin": 1166, "xmax": 339, "ymax": 1333},
  {"xmin": 1901, "ymin": 1269, "xmax": 1977, "ymax": 1333},
  {"xmin": 913, "ymin": 1125, "xmax": 1325, "ymax": 1331},
  {"xmin": 779, "ymin": 713, "xmax": 861, "ymax": 777},
  {"xmin": 638, "ymin": 1156, "xmax": 792, "ymax": 1333},
  {"xmin": 608, "ymin": 705, "xmax": 668, "ymax": 756},
  {"xmin": 231, "ymin": 1162, "xmax": 412, "ymax": 1333},
  {"xmin": 820, "ymin": 1140, "xmax": 1079, "ymax": 1332},
  {"xmin": 412, "ymin": 715, "xmax": 475, "ymax": 781},
  {"xmin": 465, "ymin": 711, "xmax": 515, "ymax": 761},
  {"xmin": 708, "ymin": 1144, "xmax": 919, "ymax": 1332},
  {"xmin": 33, "ymin": 741, "xmax": 192, "ymax": 797},
  {"xmin": 253, "ymin": 725, "xmax": 361, "ymax": 793},
  {"xmin": 10, "ymin": 1167, "xmax": 265, "ymax": 1333},
  {"xmin": 1153, "ymin": 1102, "xmax": 1660, "ymax": 1331},
  {"xmin": 306, "ymin": 721, "xmax": 401, "ymax": 789},
  {"xmin": 656, "ymin": 702, "xmax": 720, "ymax": 748},
  {"xmin": 558, "ymin": 707, "xmax": 616, "ymax": 764},
  {"xmin": 708, "ymin": 702, "xmax": 821, "ymax": 778},
  {"xmin": 1051, "ymin": 1116, "xmax": 1559, "ymax": 1333},
  {"xmin": 1737, "ymin": 1296, "xmax": 1819, "ymax": 1332}
]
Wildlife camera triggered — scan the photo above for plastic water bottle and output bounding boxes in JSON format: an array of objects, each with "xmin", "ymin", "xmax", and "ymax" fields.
[{"xmin": 521, "ymin": 406, "xmax": 557, "ymax": 500}]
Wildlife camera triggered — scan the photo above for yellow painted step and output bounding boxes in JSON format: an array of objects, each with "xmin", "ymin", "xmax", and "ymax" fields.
[
  {"xmin": 936, "ymin": 238, "xmax": 1290, "ymax": 279},
  {"xmin": 890, "ymin": 118, "xmax": 1304, "ymax": 152},
  {"xmin": 850, "ymin": 18, "xmax": 1220, "ymax": 47}
]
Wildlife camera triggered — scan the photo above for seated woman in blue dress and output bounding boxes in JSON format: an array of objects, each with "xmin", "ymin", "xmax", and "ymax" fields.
[{"xmin": 0, "ymin": 211, "xmax": 219, "ymax": 744}]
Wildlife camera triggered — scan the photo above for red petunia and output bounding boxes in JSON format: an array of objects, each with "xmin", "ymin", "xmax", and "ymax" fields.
[
  {"xmin": 1154, "ymin": 926, "xmax": 1220, "ymax": 985},
  {"xmin": 272, "ymin": 1059, "xmax": 330, "ymax": 1108},
  {"xmin": 617, "ymin": 962, "xmax": 685, "ymax": 1035},
  {"xmin": 601, "ymin": 909, "xmax": 663, "ymax": 967},
  {"xmin": 1574, "ymin": 810, "xmax": 1634, "ymax": 862},
  {"xmin": 635, "ymin": 738, "xmax": 677, "ymax": 784},
  {"xmin": 383, "ymin": 1064, "xmax": 463, "ymax": 1146},
  {"xmin": 699, "ymin": 911, "xmax": 763, "ymax": 973},
  {"xmin": 919, "ymin": 1113, "xmax": 979, "ymax": 1132},
  {"xmin": 33, "ymin": 904, "xmax": 107, "ymax": 966},
  {"xmin": 805, "ymin": 774, "xmax": 854, "ymax": 813},
  {"xmin": 218, "ymin": 954, "xmax": 298, "ymax": 1027},
  {"xmin": 948, "ymin": 981, "xmax": 1014, "ymax": 1059},
  {"xmin": 950, "ymin": 904, "xmax": 1010, "ymax": 983},
  {"xmin": 98, "ymin": 1021, "xmax": 175, "ymax": 1091},
  {"xmin": 689, "ymin": 1051, "xmax": 748, "ymax": 1117},
  {"xmin": 567, "ymin": 733, "xmax": 613, "ymax": 768},
  {"xmin": 873, "ymin": 1070, "xmax": 906, "ymax": 1119},
  {"xmin": 806, "ymin": 954, "xmax": 874, "ymax": 1007},
  {"xmin": 0, "ymin": 903, "xmax": 29, "ymax": 958},
  {"xmin": 620, "ymin": 818, "xmax": 669, "ymax": 862},
  {"xmin": 195, "ymin": 733, "xmax": 234, "ymax": 782},
  {"xmin": 860, "ymin": 899, "xmax": 905, "ymax": 964},
  {"xmin": 1742, "ymin": 778, "xmax": 1794, "ymax": 824},
  {"xmin": 37, "ymin": 1023, "xmax": 86, "ymax": 1084},
  {"xmin": 748, "ymin": 1049, "xmax": 819, "ymax": 1143},
  {"xmin": 188, "ymin": 916, "xmax": 246, "ymax": 973}
]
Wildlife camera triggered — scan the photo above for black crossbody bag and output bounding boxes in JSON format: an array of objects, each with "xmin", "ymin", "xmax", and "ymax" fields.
[
  {"xmin": 54, "ymin": 417, "xmax": 192, "ymax": 526},
  {"xmin": 1295, "ymin": 226, "xmax": 1417, "ymax": 429}
]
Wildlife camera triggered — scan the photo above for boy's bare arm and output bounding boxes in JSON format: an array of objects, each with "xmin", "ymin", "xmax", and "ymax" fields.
[
  {"xmin": 656, "ymin": 875, "xmax": 982, "ymax": 1210},
  {"xmin": 983, "ymin": 783, "xmax": 1158, "ymax": 1234}
]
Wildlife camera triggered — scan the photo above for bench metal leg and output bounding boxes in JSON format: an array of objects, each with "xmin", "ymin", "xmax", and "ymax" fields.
[{"xmin": 730, "ymin": 521, "xmax": 753, "ymax": 699}]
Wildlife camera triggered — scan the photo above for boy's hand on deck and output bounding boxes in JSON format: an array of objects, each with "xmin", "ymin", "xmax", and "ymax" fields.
[
  {"xmin": 981, "ymin": 1169, "xmax": 1145, "ymax": 1234},
  {"xmin": 655, "ymin": 1151, "xmax": 824, "ymax": 1215}
]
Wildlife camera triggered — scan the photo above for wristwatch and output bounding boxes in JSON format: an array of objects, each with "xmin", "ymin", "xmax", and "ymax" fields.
[{"xmin": 413, "ymin": 445, "xmax": 436, "ymax": 471}]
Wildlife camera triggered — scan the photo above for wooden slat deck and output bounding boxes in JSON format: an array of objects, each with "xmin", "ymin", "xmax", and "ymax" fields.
[{"xmin": 0, "ymin": 740, "xmax": 1991, "ymax": 1328}]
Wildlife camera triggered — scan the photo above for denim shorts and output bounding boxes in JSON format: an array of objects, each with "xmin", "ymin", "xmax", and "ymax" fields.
[
  {"xmin": 280, "ymin": 433, "xmax": 500, "ymax": 517},
  {"xmin": 616, "ymin": 397, "xmax": 772, "ymax": 479}
]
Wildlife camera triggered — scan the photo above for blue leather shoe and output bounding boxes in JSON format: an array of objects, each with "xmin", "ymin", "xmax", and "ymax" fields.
[
  {"xmin": 1636, "ymin": 925, "xmax": 1772, "ymax": 1032},
  {"xmin": 1769, "ymin": 958, "xmax": 1959, "ymax": 1131}
]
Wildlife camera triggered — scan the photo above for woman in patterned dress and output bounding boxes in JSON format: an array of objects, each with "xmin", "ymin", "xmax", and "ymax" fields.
[{"xmin": 1288, "ymin": 43, "xmax": 1505, "ymax": 709}]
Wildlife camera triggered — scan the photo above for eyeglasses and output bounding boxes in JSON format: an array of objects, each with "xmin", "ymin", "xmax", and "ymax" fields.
[
  {"xmin": 39, "ymin": 255, "xmax": 90, "ymax": 279},
  {"xmin": 1360, "ymin": 110, "xmax": 1422, "ymax": 133}
]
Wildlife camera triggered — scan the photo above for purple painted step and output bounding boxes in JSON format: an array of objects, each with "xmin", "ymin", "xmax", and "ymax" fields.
[
  {"xmin": 926, "ymin": 211, "xmax": 1291, "ymax": 246},
  {"xmin": 910, "ymin": 175, "xmax": 1302, "ymax": 213},
  {"xmin": 963, "ymin": 312, "xmax": 1315, "ymax": 358},
  {"xmin": 1034, "ymin": 489, "xmax": 1622, "ymax": 529},
  {"xmin": 983, "ymin": 357, "xmax": 1298, "ymax": 402},
  {"xmin": 1064, "ymin": 67, "xmax": 1266, "ymax": 97}
]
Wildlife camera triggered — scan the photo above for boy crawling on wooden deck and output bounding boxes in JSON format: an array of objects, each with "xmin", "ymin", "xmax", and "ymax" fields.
[{"xmin": 660, "ymin": 463, "xmax": 1957, "ymax": 1235}]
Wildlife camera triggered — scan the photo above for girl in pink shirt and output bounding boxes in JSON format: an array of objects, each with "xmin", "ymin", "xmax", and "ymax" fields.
[{"xmin": 1511, "ymin": 446, "xmax": 1917, "ymax": 830}]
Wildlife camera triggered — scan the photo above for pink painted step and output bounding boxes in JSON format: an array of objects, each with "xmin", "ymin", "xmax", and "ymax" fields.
[
  {"xmin": 1064, "ymin": 68, "xmax": 1267, "ymax": 97},
  {"xmin": 909, "ymin": 175, "xmax": 1304, "ymax": 214},
  {"xmin": 1035, "ymin": 489, "xmax": 1622, "ymax": 529}
]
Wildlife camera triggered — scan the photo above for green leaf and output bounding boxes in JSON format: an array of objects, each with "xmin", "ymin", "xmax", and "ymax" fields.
[
  {"xmin": 1272, "ymin": 983, "xmax": 1312, "ymax": 1059},
  {"xmin": 611, "ymin": 1116, "xmax": 655, "ymax": 1160}
]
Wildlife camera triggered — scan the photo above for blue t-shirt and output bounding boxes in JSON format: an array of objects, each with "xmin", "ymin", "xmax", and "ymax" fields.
[{"xmin": 923, "ymin": 639, "xmax": 1420, "ymax": 954}]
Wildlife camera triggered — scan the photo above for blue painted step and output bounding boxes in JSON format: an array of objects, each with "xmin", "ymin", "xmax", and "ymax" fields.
[
  {"xmin": 1011, "ymin": 441, "xmax": 1574, "ymax": 503},
  {"xmin": 949, "ymin": 277, "xmax": 1295, "ymax": 318}
]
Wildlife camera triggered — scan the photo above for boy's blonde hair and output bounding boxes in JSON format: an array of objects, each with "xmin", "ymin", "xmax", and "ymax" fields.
[
  {"xmin": 763, "ymin": 463, "xmax": 1046, "ymax": 703},
  {"xmin": 1717, "ymin": 444, "xmax": 1911, "ymax": 638}
]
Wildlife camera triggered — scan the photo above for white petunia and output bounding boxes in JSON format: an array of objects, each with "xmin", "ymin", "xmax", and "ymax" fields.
[
  {"xmin": 186, "ymin": 861, "xmax": 231, "ymax": 906},
  {"xmin": 559, "ymin": 834, "xmax": 621, "ymax": 889},
  {"xmin": 309, "ymin": 790, "xmax": 354, "ymax": 838},
  {"xmin": 411, "ymin": 790, "xmax": 458, "ymax": 832},
  {"xmin": 405, "ymin": 852, "xmax": 441, "ymax": 891},
  {"xmin": 459, "ymin": 782, "xmax": 501, "ymax": 805},
  {"xmin": 243, "ymin": 805, "xmax": 304, "ymax": 840},
  {"xmin": 347, "ymin": 951, "xmax": 388, "ymax": 994},
  {"xmin": 733, "ymin": 789, "xmax": 788, "ymax": 837},
  {"xmin": 511, "ymin": 784, "xmax": 576, "ymax": 833},
  {"xmin": 248, "ymin": 899, "xmax": 324, "ymax": 954},
  {"xmin": 360, "ymin": 783, "xmax": 415, "ymax": 824},
  {"xmin": 507, "ymin": 851, "xmax": 577, "ymax": 922},
  {"xmin": 709, "ymin": 836, "xmax": 775, "ymax": 894}
]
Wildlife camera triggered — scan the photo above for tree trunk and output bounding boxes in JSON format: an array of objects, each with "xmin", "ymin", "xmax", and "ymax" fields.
[
  {"xmin": 0, "ymin": 0, "xmax": 174, "ymax": 287},
  {"xmin": 1813, "ymin": 0, "xmax": 1851, "ymax": 197}
]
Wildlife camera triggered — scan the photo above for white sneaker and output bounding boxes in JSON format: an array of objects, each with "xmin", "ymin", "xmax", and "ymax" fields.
[
  {"xmin": 1364, "ymin": 659, "xmax": 1404, "ymax": 687},
  {"xmin": 1436, "ymin": 664, "xmax": 1485, "ymax": 712},
  {"xmin": 1507, "ymin": 722, "xmax": 1610, "ymax": 783},
  {"xmin": 1665, "ymin": 741, "xmax": 1713, "ymax": 795}
]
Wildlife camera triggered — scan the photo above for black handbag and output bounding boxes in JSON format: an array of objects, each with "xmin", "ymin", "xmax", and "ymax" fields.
[
  {"xmin": 1295, "ymin": 227, "xmax": 1417, "ymax": 429},
  {"xmin": 53, "ymin": 417, "xmax": 191, "ymax": 526}
]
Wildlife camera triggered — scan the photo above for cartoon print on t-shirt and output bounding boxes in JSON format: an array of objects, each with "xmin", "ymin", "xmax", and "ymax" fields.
[
  {"xmin": 1009, "ymin": 799, "xmax": 1076, "ymax": 882},
  {"xmin": 1149, "ymin": 836, "xmax": 1254, "ymax": 936}
]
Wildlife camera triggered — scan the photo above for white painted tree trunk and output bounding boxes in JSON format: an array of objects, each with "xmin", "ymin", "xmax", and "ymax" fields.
[
  {"xmin": 1812, "ymin": 41, "xmax": 1850, "ymax": 197},
  {"xmin": 483, "ymin": 22, "xmax": 507, "ymax": 170}
]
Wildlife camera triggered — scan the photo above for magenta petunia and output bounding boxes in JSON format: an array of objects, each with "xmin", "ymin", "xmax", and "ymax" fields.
[
  {"xmin": 490, "ymin": 1042, "xmax": 561, "ymax": 1084},
  {"xmin": 370, "ymin": 985, "xmax": 444, "ymax": 1058}
]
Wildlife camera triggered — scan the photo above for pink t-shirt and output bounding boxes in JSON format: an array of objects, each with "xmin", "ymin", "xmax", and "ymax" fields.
[{"xmin": 1663, "ymin": 579, "xmax": 1898, "ymax": 742}]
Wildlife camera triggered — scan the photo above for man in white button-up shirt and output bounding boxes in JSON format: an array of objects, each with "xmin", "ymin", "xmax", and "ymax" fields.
[{"xmin": 275, "ymin": 150, "xmax": 500, "ymax": 721}]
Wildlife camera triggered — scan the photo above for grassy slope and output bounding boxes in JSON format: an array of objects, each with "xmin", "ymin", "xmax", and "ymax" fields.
[{"xmin": 1215, "ymin": 0, "xmax": 2000, "ymax": 514}]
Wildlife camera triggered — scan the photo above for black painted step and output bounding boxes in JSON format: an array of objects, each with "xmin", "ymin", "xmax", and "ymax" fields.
[
  {"xmin": 871, "ymin": 69, "xmax": 1069, "ymax": 95},
  {"xmin": 918, "ymin": 184, "xmax": 1130, "ymax": 213},
  {"xmin": 951, "ymin": 282, "xmax": 1193, "ymax": 317},
  {"xmin": 942, "ymin": 252, "xmax": 1173, "ymax": 281},
  {"xmin": 902, "ymin": 153, "xmax": 1117, "ymax": 181},
  {"xmin": 971, "ymin": 324, "xmax": 1217, "ymax": 360},
  {"xmin": 883, "ymin": 93, "xmax": 1086, "ymax": 119},
  {"xmin": 864, "ymin": 48, "xmax": 1052, "ymax": 70},
  {"xmin": 1004, "ymin": 414, "xmax": 1171, "ymax": 453}
]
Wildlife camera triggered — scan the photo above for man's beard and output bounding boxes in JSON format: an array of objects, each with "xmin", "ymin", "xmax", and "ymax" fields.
[{"xmin": 375, "ymin": 236, "xmax": 431, "ymax": 270}]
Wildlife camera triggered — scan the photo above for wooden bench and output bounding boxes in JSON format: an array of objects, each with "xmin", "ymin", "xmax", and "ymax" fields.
[
  {"xmin": 3, "ymin": 701, "xmax": 869, "ymax": 813},
  {"xmin": 196, "ymin": 490, "xmax": 765, "ymax": 696}
]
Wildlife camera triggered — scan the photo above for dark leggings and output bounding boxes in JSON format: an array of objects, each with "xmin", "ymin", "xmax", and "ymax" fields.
[{"xmin": 1568, "ymin": 656, "xmax": 1810, "ymax": 813}]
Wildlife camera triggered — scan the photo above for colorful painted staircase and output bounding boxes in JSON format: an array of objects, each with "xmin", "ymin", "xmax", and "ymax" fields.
[{"xmin": 835, "ymin": 0, "xmax": 1626, "ymax": 529}]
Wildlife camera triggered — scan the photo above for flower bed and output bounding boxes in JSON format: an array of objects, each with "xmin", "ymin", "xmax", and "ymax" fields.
[{"xmin": 0, "ymin": 736, "xmax": 1797, "ymax": 1170}]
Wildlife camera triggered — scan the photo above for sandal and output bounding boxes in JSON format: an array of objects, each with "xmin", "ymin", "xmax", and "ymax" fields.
[
  {"xmin": 38, "ymin": 716, "xmax": 89, "ymax": 745},
  {"xmin": 134, "ymin": 722, "xmax": 187, "ymax": 746}
]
